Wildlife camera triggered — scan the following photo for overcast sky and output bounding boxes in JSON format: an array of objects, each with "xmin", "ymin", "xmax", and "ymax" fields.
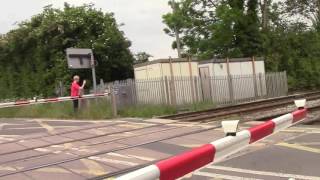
[{"xmin": 0, "ymin": 0, "xmax": 177, "ymax": 59}]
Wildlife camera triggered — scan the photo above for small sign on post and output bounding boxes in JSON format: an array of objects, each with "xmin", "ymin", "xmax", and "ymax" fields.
[{"xmin": 66, "ymin": 48, "xmax": 97, "ymax": 93}]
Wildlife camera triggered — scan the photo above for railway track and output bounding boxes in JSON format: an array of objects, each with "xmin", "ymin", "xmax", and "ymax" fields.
[{"xmin": 160, "ymin": 91, "xmax": 320, "ymax": 122}]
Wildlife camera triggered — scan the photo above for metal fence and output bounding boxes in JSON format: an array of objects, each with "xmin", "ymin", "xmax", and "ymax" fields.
[{"xmin": 99, "ymin": 71, "xmax": 288, "ymax": 108}]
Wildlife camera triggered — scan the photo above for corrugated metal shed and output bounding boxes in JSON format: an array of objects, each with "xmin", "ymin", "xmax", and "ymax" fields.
[
  {"xmin": 134, "ymin": 58, "xmax": 199, "ymax": 79},
  {"xmin": 198, "ymin": 57, "xmax": 265, "ymax": 77}
]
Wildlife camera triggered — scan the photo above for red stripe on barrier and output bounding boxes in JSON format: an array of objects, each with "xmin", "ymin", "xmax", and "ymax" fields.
[
  {"xmin": 249, "ymin": 120, "xmax": 275, "ymax": 143},
  {"xmin": 14, "ymin": 101, "xmax": 30, "ymax": 105},
  {"xmin": 156, "ymin": 144, "xmax": 215, "ymax": 180},
  {"xmin": 94, "ymin": 93, "xmax": 105, "ymax": 97},
  {"xmin": 71, "ymin": 96, "xmax": 80, "ymax": 100},
  {"xmin": 44, "ymin": 98, "xmax": 59, "ymax": 102},
  {"xmin": 292, "ymin": 108, "xmax": 307, "ymax": 123}
]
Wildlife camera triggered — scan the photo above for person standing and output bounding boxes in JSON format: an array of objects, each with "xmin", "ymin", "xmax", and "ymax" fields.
[{"xmin": 71, "ymin": 75, "xmax": 86, "ymax": 112}]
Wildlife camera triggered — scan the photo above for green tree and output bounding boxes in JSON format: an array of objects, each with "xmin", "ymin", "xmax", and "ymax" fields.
[
  {"xmin": 163, "ymin": 0, "xmax": 320, "ymax": 91},
  {"xmin": 163, "ymin": 0, "xmax": 263, "ymax": 59},
  {"xmin": 134, "ymin": 52, "xmax": 152, "ymax": 64},
  {"xmin": 243, "ymin": 0, "xmax": 262, "ymax": 56},
  {"xmin": 283, "ymin": 0, "xmax": 320, "ymax": 30},
  {"xmin": 0, "ymin": 3, "xmax": 134, "ymax": 99}
]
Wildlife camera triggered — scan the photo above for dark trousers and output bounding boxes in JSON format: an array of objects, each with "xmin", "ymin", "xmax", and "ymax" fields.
[{"xmin": 73, "ymin": 99, "xmax": 79, "ymax": 112}]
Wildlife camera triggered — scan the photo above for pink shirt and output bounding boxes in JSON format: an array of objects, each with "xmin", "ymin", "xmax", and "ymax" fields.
[{"xmin": 71, "ymin": 81, "xmax": 80, "ymax": 97}]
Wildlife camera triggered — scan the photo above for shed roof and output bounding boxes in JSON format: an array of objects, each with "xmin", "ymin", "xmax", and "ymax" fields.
[
  {"xmin": 134, "ymin": 57, "xmax": 264, "ymax": 68},
  {"xmin": 198, "ymin": 57, "xmax": 264, "ymax": 64},
  {"xmin": 134, "ymin": 58, "xmax": 198, "ymax": 68}
]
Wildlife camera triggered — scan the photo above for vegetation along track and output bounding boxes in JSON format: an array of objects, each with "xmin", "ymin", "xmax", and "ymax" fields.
[{"xmin": 160, "ymin": 91, "xmax": 320, "ymax": 122}]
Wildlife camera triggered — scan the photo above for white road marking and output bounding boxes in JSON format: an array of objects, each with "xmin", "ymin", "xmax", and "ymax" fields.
[
  {"xmin": 7, "ymin": 126, "xmax": 77, "ymax": 130},
  {"xmin": 0, "ymin": 136, "xmax": 16, "ymax": 141},
  {"xmin": 89, "ymin": 156, "xmax": 138, "ymax": 166},
  {"xmin": 0, "ymin": 135, "xmax": 20, "ymax": 137},
  {"xmin": 108, "ymin": 152, "xmax": 155, "ymax": 161},
  {"xmin": 0, "ymin": 123, "xmax": 19, "ymax": 130},
  {"xmin": 28, "ymin": 119, "xmax": 113, "ymax": 123},
  {"xmin": 205, "ymin": 165, "xmax": 320, "ymax": 180},
  {"xmin": 193, "ymin": 171, "xmax": 262, "ymax": 180}
]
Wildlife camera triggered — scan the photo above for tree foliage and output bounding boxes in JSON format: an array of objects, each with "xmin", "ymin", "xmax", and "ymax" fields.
[
  {"xmin": 163, "ymin": 0, "xmax": 263, "ymax": 59},
  {"xmin": 163, "ymin": 0, "xmax": 320, "ymax": 90},
  {"xmin": 0, "ymin": 4, "xmax": 134, "ymax": 99},
  {"xmin": 134, "ymin": 52, "xmax": 152, "ymax": 64},
  {"xmin": 283, "ymin": 0, "xmax": 320, "ymax": 29}
]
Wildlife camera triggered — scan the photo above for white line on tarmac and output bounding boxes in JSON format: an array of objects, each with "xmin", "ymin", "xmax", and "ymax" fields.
[
  {"xmin": 0, "ymin": 135, "xmax": 20, "ymax": 137},
  {"xmin": 193, "ymin": 171, "xmax": 262, "ymax": 180},
  {"xmin": 205, "ymin": 165, "xmax": 320, "ymax": 180},
  {"xmin": 27, "ymin": 119, "xmax": 109, "ymax": 123},
  {"xmin": 7, "ymin": 126, "xmax": 77, "ymax": 130}
]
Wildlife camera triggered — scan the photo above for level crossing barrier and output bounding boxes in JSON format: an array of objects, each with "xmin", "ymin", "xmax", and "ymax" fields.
[
  {"xmin": 117, "ymin": 100, "xmax": 307, "ymax": 180},
  {"xmin": 0, "ymin": 93, "xmax": 109, "ymax": 109}
]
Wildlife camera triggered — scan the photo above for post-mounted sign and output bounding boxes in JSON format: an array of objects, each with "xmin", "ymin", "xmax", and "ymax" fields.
[
  {"xmin": 66, "ymin": 48, "xmax": 93, "ymax": 69},
  {"xmin": 66, "ymin": 48, "xmax": 97, "ymax": 93}
]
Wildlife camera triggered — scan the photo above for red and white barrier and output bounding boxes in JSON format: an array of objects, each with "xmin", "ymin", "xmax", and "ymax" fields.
[
  {"xmin": 117, "ymin": 105, "xmax": 307, "ymax": 180},
  {"xmin": 0, "ymin": 93, "xmax": 109, "ymax": 109}
]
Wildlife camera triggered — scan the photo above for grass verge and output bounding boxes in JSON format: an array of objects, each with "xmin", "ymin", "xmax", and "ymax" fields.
[{"xmin": 0, "ymin": 99, "xmax": 216, "ymax": 119}]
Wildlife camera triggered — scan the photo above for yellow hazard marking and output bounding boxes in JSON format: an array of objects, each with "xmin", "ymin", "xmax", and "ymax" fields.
[
  {"xmin": 250, "ymin": 142, "xmax": 267, "ymax": 147},
  {"xmin": 179, "ymin": 144, "xmax": 201, "ymax": 148},
  {"xmin": 109, "ymin": 133, "xmax": 131, "ymax": 137},
  {"xmin": 298, "ymin": 142, "xmax": 320, "ymax": 146},
  {"xmin": 118, "ymin": 124, "xmax": 144, "ymax": 128},
  {"xmin": 63, "ymin": 143, "xmax": 73, "ymax": 149},
  {"xmin": 85, "ymin": 129, "xmax": 106, "ymax": 135},
  {"xmin": 35, "ymin": 119, "xmax": 55, "ymax": 134},
  {"xmin": 36, "ymin": 167, "xmax": 70, "ymax": 173},
  {"xmin": 281, "ymin": 129, "xmax": 308, "ymax": 133},
  {"xmin": 206, "ymin": 165, "xmax": 320, "ymax": 180},
  {"xmin": 281, "ymin": 127, "xmax": 320, "ymax": 133},
  {"xmin": 34, "ymin": 148, "xmax": 51, "ymax": 152},
  {"xmin": 194, "ymin": 171, "xmax": 263, "ymax": 180},
  {"xmin": 0, "ymin": 166, "xmax": 16, "ymax": 171},
  {"xmin": 80, "ymin": 159, "xmax": 106, "ymax": 176},
  {"xmin": 171, "ymin": 123, "xmax": 198, "ymax": 127},
  {"xmin": 128, "ymin": 155, "xmax": 155, "ymax": 161},
  {"xmin": 277, "ymin": 142, "xmax": 320, "ymax": 154}
]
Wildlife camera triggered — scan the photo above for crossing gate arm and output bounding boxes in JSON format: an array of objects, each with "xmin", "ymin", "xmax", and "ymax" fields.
[
  {"xmin": 117, "ymin": 102, "xmax": 308, "ymax": 180},
  {"xmin": 0, "ymin": 93, "xmax": 110, "ymax": 109}
]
